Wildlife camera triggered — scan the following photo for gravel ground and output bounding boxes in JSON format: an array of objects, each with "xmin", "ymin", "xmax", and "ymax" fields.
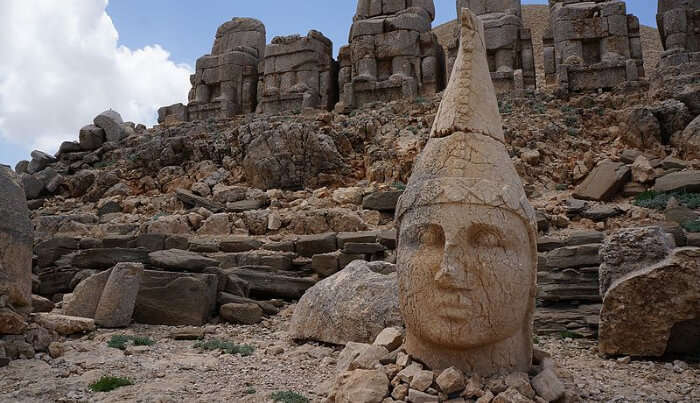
[{"xmin": 0, "ymin": 306, "xmax": 698, "ymax": 402}]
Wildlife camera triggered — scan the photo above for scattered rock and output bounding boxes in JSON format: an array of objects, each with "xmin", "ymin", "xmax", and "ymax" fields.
[{"xmin": 219, "ymin": 303, "xmax": 263, "ymax": 325}]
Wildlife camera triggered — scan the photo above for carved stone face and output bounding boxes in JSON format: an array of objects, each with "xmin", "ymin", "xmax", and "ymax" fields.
[{"xmin": 398, "ymin": 203, "xmax": 534, "ymax": 350}]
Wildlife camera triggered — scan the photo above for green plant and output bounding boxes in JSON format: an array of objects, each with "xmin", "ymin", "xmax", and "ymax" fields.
[
  {"xmin": 245, "ymin": 388, "xmax": 257, "ymax": 395},
  {"xmin": 533, "ymin": 336, "xmax": 540, "ymax": 345},
  {"xmin": 107, "ymin": 335, "xmax": 131, "ymax": 350},
  {"xmin": 391, "ymin": 181, "xmax": 406, "ymax": 191},
  {"xmin": 634, "ymin": 191, "xmax": 700, "ymax": 210},
  {"xmin": 271, "ymin": 391, "xmax": 309, "ymax": 403},
  {"xmin": 559, "ymin": 330, "xmax": 584, "ymax": 340},
  {"xmin": 193, "ymin": 339, "xmax": 255, "ymax": 356},
  {"xmin": 414, "ymin": 96, "xmax": 427, "ymax": 104},
  {"xmin": 499, "ymin": 101, "xmax": 513, "ymax": 115},
  {"xmin": 89, "ymin": 376, "xmax": 133, "ymax": 392},
  {"xmin": 682, "ymin": 220, "xmax": 700, "ymax": 233},
  {"xmin": 533, "ymin": 103, "xmax": 546, "ymax": 114},
  {"xmin": 560, "ymin": 105, "xmax": 574, "ymax": 114},
  {"xmin": 556, "ymin": 184, "xmax": 568, "ymax": 191},
  {"xmin": 564, "ymin": 115, "xmax": 579, "ymax": 127},
  {"xmin": 567, "ymin": 128, "xmax": 578, "ymax": 137},
  {"xmin": 108, "ymin": 335, "xmax": 155, "ymax": 350},
  {"xmin": 132, "ymin": 336, "xmax": 155, "ymax": 347}
]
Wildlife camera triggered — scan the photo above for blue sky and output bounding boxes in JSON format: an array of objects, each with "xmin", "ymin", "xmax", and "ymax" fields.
[{"xmin": 0, "ymin": 0, "xmax": 659, "ymax": 168}]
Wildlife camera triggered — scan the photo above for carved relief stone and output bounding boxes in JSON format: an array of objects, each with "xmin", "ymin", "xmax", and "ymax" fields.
[
  {"xmin": 395, "ymin": 9, "xmax": 538, "ymax": 376},
  {"xmin": 336, "ymin": 0, "xmax": 445, "ymax": 112},
  {"xmin": 187, "ymin": 18, "xmax": 266, "ymax": 120},
  {"xmin": 447, "ymin": 0, "xmax": 536, "ymax": 94},
  {"xmin": 543, "ymin": 0, "xmax": 644, "ymax": 94}
]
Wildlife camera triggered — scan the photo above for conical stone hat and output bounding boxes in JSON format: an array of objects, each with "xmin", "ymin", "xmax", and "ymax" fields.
[{"xmin": 396, "ymin": 8, "xmax": 535, "ymax": 233}]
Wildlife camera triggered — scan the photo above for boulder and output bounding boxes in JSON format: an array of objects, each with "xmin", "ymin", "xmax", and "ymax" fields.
[
  {"xmin": 654, "ymin": 170, "xmax": 700, "ymax": 193},
  {"xmin": 27, "ymin": 150, "xmax": 56, "ymax": 174},
  {"xmin": 0, "ymin": 166, "xmax": 33, "ymax": 309},
  {"xmin": 289, "ymin": 260, "xmax": 402, "ymax": 345},
  {"xmin": 133, "ymin": 271, "xmax": 217, "ymax": 326},
  {"xmin": 19, "ymin": 173, "xmax": 43, "ymax": 199},
  {"xmin": 331, "ymin": 369, "xmax": 390, "ymax": 403},
  {"xmin": 31, "ymin": 295, "xmax": 54, "ymax": 313},
  {"xmin": 573, "ymin": 160, "xmax": 630, "ymax": 201},
  {"xmin": 33, "ymin": 313, "xmax": 95, "ymax": 336},
  {"xmin": 676, "ymin": 114, "xmax": 700, "ymax": 160},
  {"xmin": 219, "ymin": 303, "xmax": 263, "ymax": 325},
  {"xmin": 79, "ymin": 125, "xmax": 106, "ymax": 151},
  {"xmin": 148, "ymin": 249, "xmax": 219, "ymax": 272},
  {"xmin": 599, "ymin": 248, "xmax": 700, "ymax": 357},
  {"xmin": 0, "ymin": 309, "xmax": 27, "ymax": 335},
  {"xmin": 94, "ymin": 263, "xmax": 144, "ymax": 328},
  {"xmin": 93, "ymin": 110, "xmax": 125, "ymax": 142},
  {"xmin": 35, "ymin": 237, "xmax": 80, "ymax": 268},
  {"xmin": 599, "ymin": 227, "xmax": 674, "ymax": 295}
]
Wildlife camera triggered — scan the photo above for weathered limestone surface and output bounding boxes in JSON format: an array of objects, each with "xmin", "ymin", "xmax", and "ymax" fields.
[
  {"xmin": 599, "ymin": 248, "xmax": 700, "ymax": 357},
  {"xmin": 657, "ymin": 0, "xmax": 700, "ymax": 66},
  {"xmin": 599, "ymin": 227, "xmax": 674, "ymax": 296},
  {"xmin": 289, "ymin": 260, "xmax": 401, "ymax": 345},
  {"xmin": 0, "ymin": 166, "xmax": 33, "ymax": 310},
  {"xmin": 543, "ymin": 0, "xmax": 644, "ymax": 94},
  {"xmin": 395, "ymin": 9, "xmax": 538, "ymax": 376},
  {"xmin": 94, "ymin": 263, "xmax": 144, "ymax": 328},
  {"xmin": 336, "ymin": 0, "xmax": 445, "ymax": 111},
  {"xmin": 187, "ymin": 18, "xmax": 266, "ymax": 120},
  {"xmin": 448, "ymin": 0, "xmax": 536, "ymax": 93},
  {"xmin": 260, "ymin": 31, "xmax": 337, "ymax": 114}
]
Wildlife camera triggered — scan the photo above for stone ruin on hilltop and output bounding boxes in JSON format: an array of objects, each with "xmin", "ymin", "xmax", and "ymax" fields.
[{"xmin": 160, "ymin": 0, "xmax": 658, "ymax": 124}]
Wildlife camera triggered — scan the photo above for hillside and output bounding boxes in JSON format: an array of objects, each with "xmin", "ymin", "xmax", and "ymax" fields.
[{"xmin": 433, "ymin": 5, "xmax": 663, "ymax": 86}]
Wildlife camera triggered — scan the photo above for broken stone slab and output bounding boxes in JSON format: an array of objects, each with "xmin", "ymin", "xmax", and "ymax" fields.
[
  {"xmin": 175, "ymin": 189, "xmax": 224, "ymax": 213},
  {"xmin": 599, "ymin": 248, "xmax": 700, "ymax": 357},
  {"xmin": 216, "ymin": 292, "xmax": 279, "ymax": 315},
  {"xmin": 148, "ymin": 249, "xmax": 219, "ymax": 272},
  {"xmin": 0, "ymin": 166, "xmax": 34, "ymax": 310},
  {"xmin": 226, "ymin": 199, "xmax": 267, "ymax": 212},
  {"xmin": 134, "ymin": 271, "xmax": 218, "ymax": 326},
  {"xmin": 543, "ymin": 244, "xmax": 601, "ymax": 270},
  {"xmin": 224, "ymin": 267, "xmax": 315, "ymax": 300},
  {"xmin": 343, "ymin": 242, "xmax": 387, "ymax": 255},
  {"xmin": 580, "ymin": 205, "xmax": 623, "ymax": 221},
  {"xmin": 331, "ymin": 369, "xmax": 390, "ymax": 403},
  {"xmin": 71, "ymin": 248, "xmax": 149, "ymax": 270},
  {"xmin": 336, "ymin": 231, "xmax": 380, "ymax": 248},
  {"xmin": 94, "ymin": 263, "xmax": 144, "ymax": 328},
  {"xmin": 216, "ymin": 250, "xmax": 294, "ymax": 271},
  {"xmin": 573, "ymin": 160, "xmax": 630, "ymax": 201},
  {"xmin": 219, "ymin": 302, "xmax": 263, "ymax": 325},
  {"xmin": 312, "ymin": 251, "xmax": 339, "ymax": 277},
  {"xmin": 31, "ymin": 295, "xmax": 54, "ymax": 313},
  {"xmin": 219, "ymin": 237, "xmax": 262, "ymax": 253},
  {"xmin": 63, "ymin": 269, "xmax": 111, "ymax": 318},
  {"xmin": 362, "ymin": 191, "xmax": 403, "ymax": 211},
  {"xmin": 599, "ymin": 226, "xmax": 674, "ymax": 296},
  {"xmin": 33, "ymin": 313, "xmax": 95, "ymax": 336},
  {"xmin": 654, "ymin": 170, "xmax": 700, "ymax": 193},
  {"xmin": 289, "ymin": 260, "xmax": 401, "ymax": 345},
  {"xmin": 295, "ymin": 233, "xmax": 338, "ymax": 257}
]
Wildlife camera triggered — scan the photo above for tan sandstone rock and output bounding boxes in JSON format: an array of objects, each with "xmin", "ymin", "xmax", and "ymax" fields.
[
  {"xmin": 331, "ymin": 369, "xmax": 389, "ymax": 403},
  {"xmin": 33, "ymin": 313, "xmax": 95, "ymax": 336},
  {"xmin": 94, "ymin": 263, "xmax": 144, "ymax": 328},
  {"xmin": 599, "ymin": 248, "xmax": 700, "ymax": 357},
  {"xmin": 395, "ymin": 9, "xmax": 537, "ymax": 377}
]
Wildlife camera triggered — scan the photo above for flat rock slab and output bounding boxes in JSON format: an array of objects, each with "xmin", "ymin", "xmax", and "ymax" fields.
[
  {"xmin": 148, "ymin": 249, "xmax": 219, "ymax": 272},
  {"xmin": 362, "ymin": 191, "xmax": 403, "ymax": 211},
  {"xmin": 71, "ymin": 248, "xmax": 149, "ymax": 270},
  {"xmin": 176, "ymin": 189, "xmax": 224, "ymax": 213},
  {"xmin": 573, "ymin": 161, "xmax": 630, "ymax": 201},
  {"xmin": 654, "ymin": 170, "xmax": 700, "ymax": 193},
  {"xmin": 33, "ymin": 313, "xmax": 95, "ymax": 336}
]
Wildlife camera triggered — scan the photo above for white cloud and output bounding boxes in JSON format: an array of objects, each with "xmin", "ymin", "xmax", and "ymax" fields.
[{"xmin": 0, "ymin": 0, "xmax": 192, "ymax": 156}]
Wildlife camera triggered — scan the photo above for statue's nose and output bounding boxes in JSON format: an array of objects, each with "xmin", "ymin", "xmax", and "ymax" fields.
[{"xmin": 434, "ymin": 244, "xmax": 467, "ymax": 288}]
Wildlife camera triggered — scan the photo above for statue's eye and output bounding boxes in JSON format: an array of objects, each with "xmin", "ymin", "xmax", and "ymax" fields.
[
  {"xmin": 468, "ymin": 225, "xmax": 504, "ymax": 248},
  {"xmin": 419, "ymin": 224, "xmax": 445, "ymax": 248}
]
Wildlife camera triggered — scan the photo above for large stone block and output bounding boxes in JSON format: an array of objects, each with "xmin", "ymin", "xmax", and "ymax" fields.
[
  {"xmin": 599, "ymin": 248, "xmax": 700, "ymax": 357},
  {"xmin": 0, "ymin": 166, "xmax": 33, "ymax": 309},
  {"xmin": 573, "ymin": 160, "xmax": 630, "ymax": 201},
  {"xmin": 94, "ymin": 263, "xmax": 144, "ymax": 328}
]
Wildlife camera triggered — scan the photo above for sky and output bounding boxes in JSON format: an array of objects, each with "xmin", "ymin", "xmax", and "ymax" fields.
[{"xmin": 0, "ymin": 0, "xmax": 658, "ymax": 168}]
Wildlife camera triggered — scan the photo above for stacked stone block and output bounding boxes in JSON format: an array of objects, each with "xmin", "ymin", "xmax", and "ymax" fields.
[
  {"xmin": 336, "ymin": 0, "xmax": 445, "ymax": 112},
  {"xmin": 260, "ymin": 31, "xmax": 337, "ymax": 114},
  {"xmin": 543, "ymin": 0, "xmax": 644, "ymax": 94},
  {"xmin": 657, "ymin": 0, "xmax": 700, "ymax": 68},
  {"xmin": 187, "ymin": 18, "xmax": 266, "ymax": 120},
  {"xmin": 448, "ymin": 0, "xmax": 536, "ymax": 93}
]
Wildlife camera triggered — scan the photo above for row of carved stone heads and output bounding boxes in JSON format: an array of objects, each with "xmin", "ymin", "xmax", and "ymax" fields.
[{"xmin": 157, "ymin": 0, "xmax": 697, "ymax": 124}]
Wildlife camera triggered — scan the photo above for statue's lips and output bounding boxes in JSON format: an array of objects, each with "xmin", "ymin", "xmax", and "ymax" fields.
[{"xmin": 435, "ymin": 291, "xmax": 475, "ymax": 321}]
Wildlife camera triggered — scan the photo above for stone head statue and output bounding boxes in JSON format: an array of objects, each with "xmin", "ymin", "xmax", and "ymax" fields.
[
  {"xmin": 396, "ymin": 9, "xmax": 537, "ymax": 377},
  {"xmin": 212, "ymin": 17, "xmax": 266, "ymax": 58},
  {"xmin": 457, "ymin": 0, "xmax": 522, "ymax": 18}
]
